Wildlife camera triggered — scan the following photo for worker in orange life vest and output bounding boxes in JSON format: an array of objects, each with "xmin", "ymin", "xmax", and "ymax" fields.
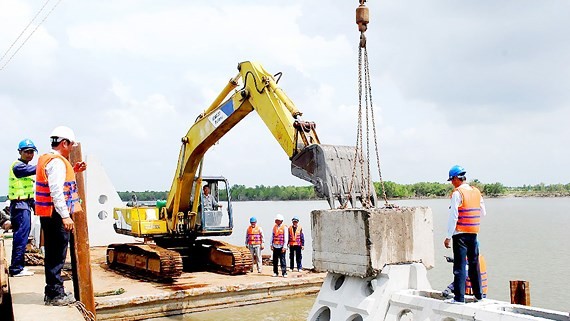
[
  {"xmin": 270, "ymin": 214, "xmax": 288, "ymax": 277},
  {"xmin": 287, "ymin": 216, "xmax": 304, "ymax": 272},
  {"xmin": 444, "ymin": 165, "xmax": 486, "ymax": 304},
  {"xmin": 443, "ymin": 253, "xmax": 488, "ymax": 299},
  {"xmin": 35, "ymin": 126, "xmax": 87, "ymax": 306},
  {"xmin": 245, "ymin": 216, "xmax": 264, "ymax": 273}
]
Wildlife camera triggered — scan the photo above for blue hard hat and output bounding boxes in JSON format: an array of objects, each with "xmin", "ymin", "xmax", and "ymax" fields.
[
  {"xmin": 292, "ymin": 216, "xmax": 299, "ymax": 222},
  {"xmin": 448, "ymin": 165, "xmax": 466, "ymax": 181},
  {"xmin": 18, "ymin": 139, "xmax": 37, "ymax": 152},
  {"xmin": 249, "ymin": 216, "xmax": 257, "ymax": 223}
]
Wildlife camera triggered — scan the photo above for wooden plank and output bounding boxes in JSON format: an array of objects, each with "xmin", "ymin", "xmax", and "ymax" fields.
[{"xmin": 70, "ymin": 144, "xmax": 96, "ymax": 317}]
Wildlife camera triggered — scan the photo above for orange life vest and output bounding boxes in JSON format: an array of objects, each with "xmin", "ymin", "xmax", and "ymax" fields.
[
  {"xmin": 288, "ymin": 225, "xmax": 303, "ymax": 246},
  {"xmin": 272, "ymin": 224, "xmax": 285, "ymax": 246},
  {"xmin": 35, "ymin": 153, "xmax": 82, "ymax": 217},
  {"xmin": 466, "ymin": 254, "xmax": 488, "ymax": 295},
  {"xmin": 454, "ymin": 186, "xmax": 482, "ymax": 233},
  {"xmin": 247, "ymin": 225, "xmax": 262, "ymax": 245}
]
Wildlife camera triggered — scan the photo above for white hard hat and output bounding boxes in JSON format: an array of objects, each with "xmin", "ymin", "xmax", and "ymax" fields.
[
  {"xmin": 50, "ymin": 126, "xmax": 77, "ymax": 146},
  {"xmin": 275, "ymin": 214, "xmax": 284, "ymax": 221}
]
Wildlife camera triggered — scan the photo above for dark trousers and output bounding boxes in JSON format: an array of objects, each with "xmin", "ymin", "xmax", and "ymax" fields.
[
  {"xmin": 272, "ymin": 247, "xmax": 286, "ymax": 275},
  {"xmin": 452, "ymin": 233, "xmax": 482, "ymax": 302},
  {"xmin": 289, "ymin": 245, "xmax": 302, "ymax": 270},
  {"xmin": 40, "ymin": 213, "xmax": 70, "ymax": 299},
  {"xmin": 9, "ymin": 207, "xmax": 31, "ymax": 275}
]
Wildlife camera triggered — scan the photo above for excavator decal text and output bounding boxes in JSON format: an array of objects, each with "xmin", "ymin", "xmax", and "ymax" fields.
[{"xmin": 208, "ymin": 99, "xmax": 234, "ymax": 128}]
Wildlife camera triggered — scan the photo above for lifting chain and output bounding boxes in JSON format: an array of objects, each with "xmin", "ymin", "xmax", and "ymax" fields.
[{"xmin": 344, "ymin": 0, "xmax": 392, "ymax": 209}]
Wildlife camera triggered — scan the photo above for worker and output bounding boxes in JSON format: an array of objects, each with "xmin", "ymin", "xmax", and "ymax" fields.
[
  {"xmin": 35, "ymin": 126, "xmax": 87, "ymax": 306},
  {"xmin": 466, "ymin": 254, "xmax": 487, "ymax": 297},
  {"xmin": 270, "ymin": 214, "xmax": 287, "ymax": 277},
  {"xmin": 443, "ymin": 253, "xmax": 488, "ymax": 299},
  {"xmin": 202, "ymin": 185, "xmax": 220, "ymax": 211},
  {"xmin": 287, "ymin": 216, "xmax": 304, "ymax": 272},
  {"xmin": 8, "ymin": 139, "xmax": 38, "ymax": 277},
  {"xmin": 245, "ymin": 216, "xmax": 264, "ymax": 273},
  {"xmin": 444, "ymin": 165, "xmax": 486, "ymax": 304}
]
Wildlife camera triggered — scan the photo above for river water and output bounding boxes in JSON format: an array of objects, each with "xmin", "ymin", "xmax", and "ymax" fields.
[{"xmin": 151, "ymin": 197, "xmax": 570, "ymax": 320}]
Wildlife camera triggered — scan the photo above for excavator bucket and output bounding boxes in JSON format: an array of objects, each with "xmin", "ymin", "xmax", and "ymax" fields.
[{"xmin": 291, "ymin": 144, "xmax": 378, "ymax": 209}]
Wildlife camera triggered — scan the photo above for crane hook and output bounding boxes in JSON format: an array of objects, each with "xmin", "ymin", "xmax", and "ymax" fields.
[{"xmin": 356, "ymin": 1, "xmax": 369, "ymax": 48}]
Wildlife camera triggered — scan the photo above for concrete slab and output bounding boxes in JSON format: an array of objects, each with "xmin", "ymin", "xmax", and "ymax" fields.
[{"xmin": 311, "ymin": 207, "xmax": 434, "ymax": 277}]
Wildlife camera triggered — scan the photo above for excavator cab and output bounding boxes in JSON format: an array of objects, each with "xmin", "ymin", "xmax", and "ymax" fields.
[{"xmin": 196, "ymin": 177, "xmax": 232, "ymax": 236}]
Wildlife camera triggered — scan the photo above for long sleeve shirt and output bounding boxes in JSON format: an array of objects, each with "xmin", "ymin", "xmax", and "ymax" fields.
[
  {"xmin": 446, "ymin": 183, "xmax": 487, "ymax": 238},
  {"xmin": 11, "ymin": 160, "xmax": 37, "ymax": 210},
  {"xmin": 44, "ymin": 150, "xmax": 71, "ymax": 219}
]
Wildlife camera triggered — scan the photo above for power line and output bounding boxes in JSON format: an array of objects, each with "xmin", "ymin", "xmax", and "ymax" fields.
[{"xmin": 0, "ymin": 0, "xmax": 63, "ymax": 71}]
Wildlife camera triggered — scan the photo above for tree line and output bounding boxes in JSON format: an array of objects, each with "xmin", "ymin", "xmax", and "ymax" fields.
[
  {"xmin": 110, "ymin": 181, "xmax": 570, "ymax": 202},
  {"xmin": 2, "ymin": 181, "xmax": 568, "ymax": 203}
]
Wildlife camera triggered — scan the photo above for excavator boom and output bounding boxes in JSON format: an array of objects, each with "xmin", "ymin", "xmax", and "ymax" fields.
[{"xmin": 167, "ymin": 61, "xmax": 374, "ymax": 217}]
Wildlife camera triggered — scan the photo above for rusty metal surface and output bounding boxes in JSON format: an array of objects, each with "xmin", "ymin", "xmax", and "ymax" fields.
[
  {"xmin": 80, "ymin": 245, "xmax": 326, "ymax": 320},
  {"xmin": 95, "ymin": 270, "xmax": 324, "ymax": 321}
]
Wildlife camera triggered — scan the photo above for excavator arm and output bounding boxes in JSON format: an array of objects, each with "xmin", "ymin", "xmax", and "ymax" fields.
[{"xmin": 166, "ymin": 61, "xmax": 374, "ymax": 228}]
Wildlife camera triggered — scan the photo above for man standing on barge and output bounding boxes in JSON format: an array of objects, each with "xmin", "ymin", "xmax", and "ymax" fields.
[
  {"xmin": 270, "ymin": 214, "xmax": 287, "ymax": 278},
  {"xmin": 36, "ymin": 126, "xmax": 86, "ymax": 306},
  {"xmin": 444, "ymin": 165, "xmax": 485, "ymax": 304},
  {"xmin": 8, "ymin": 139, "xmax": 38, "ymax": 277},
  {"xmin": 245, "ymin": 216, "xmax": 264, "ymax": 273},
  {"xmin": 288, "ymin": 216, "xmax": 304, "ymax": 272}
]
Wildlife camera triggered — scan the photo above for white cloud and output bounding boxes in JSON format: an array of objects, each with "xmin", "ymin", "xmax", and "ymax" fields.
[{"xmin": 1, "ymin": 0, "xmax": 569, "ymax": 197}]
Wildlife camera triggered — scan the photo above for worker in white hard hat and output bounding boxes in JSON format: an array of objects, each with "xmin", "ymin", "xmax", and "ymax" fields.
[
  {"xmin": 35, "ymin": 126, "xmax": 87, "ymax": 306},
  {"xmin": 270, "ymin": 214, "xmax": 288, "ymax": 277}
]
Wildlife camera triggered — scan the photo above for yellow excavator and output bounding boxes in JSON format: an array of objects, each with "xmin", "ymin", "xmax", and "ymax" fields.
[{"xmin": 107, "ymin": 61, "xmax": 375, "ymax": 280}]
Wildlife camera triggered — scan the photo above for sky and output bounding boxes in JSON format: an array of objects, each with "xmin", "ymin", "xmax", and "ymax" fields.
[{"xmin": 1, "ymin": 0, "xmax": 570, "ymax": 196}]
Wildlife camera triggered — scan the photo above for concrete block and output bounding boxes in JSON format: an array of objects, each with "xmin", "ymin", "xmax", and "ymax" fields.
[{"xmin": 311, "ymin": 207, "xmax": 434, "ymax": 277}]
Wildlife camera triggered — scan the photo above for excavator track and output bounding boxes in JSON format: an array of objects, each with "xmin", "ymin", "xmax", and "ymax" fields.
[
  {"xmin": 106, "ymin": 243, "xmax": 183, "ymax": 282},
  {"xmin": 195, "ymin": 239, "xmax": 253, "ymax": 275}
]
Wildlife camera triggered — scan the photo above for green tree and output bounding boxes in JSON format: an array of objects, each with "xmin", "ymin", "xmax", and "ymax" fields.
[{"xmin": 482, "ymin": 182, "xmax": 506, "ymax": 196}]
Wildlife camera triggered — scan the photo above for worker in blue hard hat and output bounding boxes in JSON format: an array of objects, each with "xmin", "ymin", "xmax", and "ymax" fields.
[
  {"xmin": 8, "ymin": 139, "xmax": 38, "ymax": 277},
  {"xmin": 444, "ymin": 165, "xmax": 487, "ymax": 304},
  {"xmin": 288, "ymin": 216, "xmax": 304, "ymax": 272},
  {"xmin": 245, "ymin": 216, "xmax": 264, "ymax": 273}
]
